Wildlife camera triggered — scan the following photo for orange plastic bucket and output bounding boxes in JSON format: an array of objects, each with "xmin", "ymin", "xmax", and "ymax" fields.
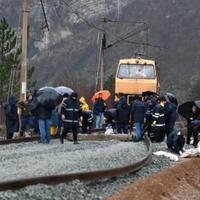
[{"xmin": 50, "ymin": 125, "xmax": 57, "ymax": 136}]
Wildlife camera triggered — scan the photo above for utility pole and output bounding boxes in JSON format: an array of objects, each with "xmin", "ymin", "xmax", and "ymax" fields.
[
  {"xmin": 20, "ymin": 0, "xmax": 29, "ymax": 101},
  {"xmin": 99, "ymin": 18, "xmax": 106, "ymax": 91}
]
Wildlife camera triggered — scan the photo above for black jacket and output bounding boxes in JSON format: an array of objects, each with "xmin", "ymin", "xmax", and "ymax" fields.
[
  {"xmin": 165, "ymin": 102, "xmax": 177, "ymax": 123},
  {"xmin": 93, "ymin": 99, "xmax": 106, "ymax": 115},
  {"xmin": 116, "ymin": 103, "xmax": 130, "ymax": 123},
  {"xmin": 37, "ymin": 104, "xmax": 52, "ymax": 120},
  {"xmin": 131, "ymin": 100, "xmax": 146, "ymax": 123},
  {"xmin": 151, "ymin": 103, "xmax": 166, "ymax": 132},
  {"xmin": 61, "ymin": 98, "xmax": 81, "ymax": 126},
  {"xmin": 4, "ymin": 96, "xmax": 19, "ymax": 136}
]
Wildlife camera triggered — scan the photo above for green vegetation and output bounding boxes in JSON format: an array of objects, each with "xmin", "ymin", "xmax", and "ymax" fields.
[{"xmin": 0, "ymin": 18, "xmax": 36, "ymax": 102}]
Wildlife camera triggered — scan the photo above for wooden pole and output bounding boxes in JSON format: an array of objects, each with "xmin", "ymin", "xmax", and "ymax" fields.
[
  {"xmin": 100, "ymin": 45, "xmax": 104, "ymax": 90},
  {"xmin": 100, "ymin": 19, "xmax": 106, "ymax": 91},
  {"xmin": 20, "ymin": 0, "xmax": 29, "ymax": 101}
]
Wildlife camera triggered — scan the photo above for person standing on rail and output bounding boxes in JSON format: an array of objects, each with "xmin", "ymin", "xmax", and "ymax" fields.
[
  {"xmin": 4, "ymin": 95, "xmax": 19, "ymax": 139},
  {"xmin": 116, "ymin": 96, "xmax": 130, "ymax": 134},
  {"xmin": 93, "ymin": 95, "xmax": 106, "ymax": 129},
  {"xmin": 164, "ymin": 95, "xmax": 177, "ymax": 137},
  {"xmin": 130, "ymin": 96, "xmax": 146, "ymax": 141},
  {"xmin": 60, "ymin": 92, "xmax": 82, "ymax": 144},
  {"xmin": 18, "ymin": 94, "xmax": 34, "ymax": 137},
  {"xmin": 79, "ymin": 96, "xmax": 93, "ymax": 134},
  {"xmin": 150, "ymin": 96, "xmax": 166, "ymax": 142},
  {"xmin": 186, "ymin": 105, "xmax": 199, "ymax": 145},
  {"xmin": 36, "ymin": 103, "xmax": 53, "ymax": 144}
]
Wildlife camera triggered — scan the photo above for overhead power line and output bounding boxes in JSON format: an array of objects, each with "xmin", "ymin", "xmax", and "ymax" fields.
[
  {"xmin": 39, "ymin": 0, "xmax": 49, "ymax": 31},
  {"xmin": 58, "ymin": 1, "xmax": 166, "ymax": 51},
  {"xmin": 106, "ymin": 26, "xmax": 150, "ymax": 49},
  {"xmin": 61, "ymin": 0, "xmax": 105, "ymax": 32}
]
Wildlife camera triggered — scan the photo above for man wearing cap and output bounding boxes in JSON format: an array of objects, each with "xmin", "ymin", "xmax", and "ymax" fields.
[{"xmin": 60, "ymin": 92, "xmax": 82, "ymax": 144}]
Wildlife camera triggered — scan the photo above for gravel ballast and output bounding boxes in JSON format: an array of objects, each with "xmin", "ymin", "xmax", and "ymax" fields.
[
  {"xmin": 0, "ymin": 140, "xmax": 147, "ymax": 181},
  {"xmin": 0, "ymin": 139, "xmax": 190, "ymax": 200}
]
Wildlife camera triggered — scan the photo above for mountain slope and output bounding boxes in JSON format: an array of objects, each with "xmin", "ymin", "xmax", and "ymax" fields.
[{"xmin": 0, "ymin": 0, "xmax": 200, "ymax": 101}]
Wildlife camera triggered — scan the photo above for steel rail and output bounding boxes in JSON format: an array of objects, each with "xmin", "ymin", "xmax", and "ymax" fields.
[
  {"xmin": 0, "ymin": 135, "xmax": 152, "ymax": 191},
  {"xmin": 0, "ymin": 128, "xmax": 105, "ymax": 145}
]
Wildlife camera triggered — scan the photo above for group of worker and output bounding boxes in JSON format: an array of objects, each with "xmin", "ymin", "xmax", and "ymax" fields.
[
  {"xmin": 105, "ymin": 94, "xmax": 177, "ymax": 142},
  {"xmin": 4, "ymin": 92, "xmax": 100, "ymax": 144},
  {"xmin": 3, "ymin": 91, "xmax": 199, "ymax": 150}
]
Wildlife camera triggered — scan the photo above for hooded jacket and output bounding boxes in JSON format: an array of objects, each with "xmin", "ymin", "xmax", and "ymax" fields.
[{"xmin": 79, "ymin": 97, "xmax": 89, "ymax": 111}]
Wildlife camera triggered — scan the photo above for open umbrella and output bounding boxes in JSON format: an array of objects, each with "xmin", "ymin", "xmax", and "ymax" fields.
[
  {"xmin": 142, "ymin": 91, "xmax": 157, "ymax": 97},
  {"xmin": 165, "ymin": 92, "xmax": 178, "ymax": 106},
  {"xmin": 166, "ymin": 92, "xmax": 175, "ymax": 98},
  {"xmin": 36, "ymin": 87, "xmax": 63, "ymax": 108},
  {"xmin": 55, "ymin": 86, "xmax": 74, "ymax": 95},
  {"xmin": 39, "ymin": 86, "xmax": 54, "ymax": 91},
  {"xmin": 92, "ymin": 90, "xmax": 111, "ymax": 102},
  {"xmin": 178, "ymin": 101, "xmax": 200, "ymax": 120},
  {"xmin": 194, "ymin": 100, "xmax": 200, "ymax": 109}
]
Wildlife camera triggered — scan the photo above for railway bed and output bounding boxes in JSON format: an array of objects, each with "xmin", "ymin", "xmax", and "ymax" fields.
[
  {"xmin": 0, "ymin": 139, "xmax": 177, "ymax": 200},
  {"xmin": 0, "ymin": 132, "xmax": 190, "ymax": 200},
  {"xmin": 0, "ymin": 134, "xmax": 151, "ymax": 191}
]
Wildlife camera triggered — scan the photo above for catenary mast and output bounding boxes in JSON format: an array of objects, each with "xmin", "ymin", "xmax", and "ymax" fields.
[{"xmin": 20, "ymin": 0, "xmax": 29, "ymax": 101}]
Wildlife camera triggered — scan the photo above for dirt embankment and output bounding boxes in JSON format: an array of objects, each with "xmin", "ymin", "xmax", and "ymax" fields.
[{"xmin": 107, "ymin": 158, "xmax": 200, "ymax": 200}]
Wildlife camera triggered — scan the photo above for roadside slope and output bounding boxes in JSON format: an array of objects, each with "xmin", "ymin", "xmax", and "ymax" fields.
[{"xmin": 107, "ymin": 158, "xmax": 200, "ymax": 200}]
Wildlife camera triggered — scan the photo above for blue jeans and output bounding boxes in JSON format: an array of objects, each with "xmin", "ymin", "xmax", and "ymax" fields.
[
  {"xmin": 38, "ymin": 119, "xmax": 51, "ymax": 143},
  {"xmin": 134, "ymin": 122, "xmax": 143, "ymax": 140},
  {"xmin": 95, "ymin": 113, "xmax": 104, "ymax": 128}
]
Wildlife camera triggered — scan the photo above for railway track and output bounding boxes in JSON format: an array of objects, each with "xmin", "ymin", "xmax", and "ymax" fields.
[
  {"xmin": 0, "ymin": 134, "xmax": 152, "ymax": 191},
  {"xmin": 0, "ymin": 128, "xmax": 105, "ymax": 145}
]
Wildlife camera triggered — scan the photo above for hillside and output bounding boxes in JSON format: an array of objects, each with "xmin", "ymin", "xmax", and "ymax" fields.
[{"xmin": 0, "ymin": 0, "xmax": 200, "ymax": 102}]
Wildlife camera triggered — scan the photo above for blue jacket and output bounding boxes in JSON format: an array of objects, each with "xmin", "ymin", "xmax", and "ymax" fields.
[
  {"xmin": 116, "ymin": 99, "xmax": 130, "ymax": 123},
  {"xmin": 93, "ymin": 99, "xmax": 106, "ymax": 115},
  {"xmin": 131, "ymin": 100, "xmax": 146, "ymax": 123},
  {"xmin": 165, "ymin": 102, "xmax": 177, "ymax": 123}
]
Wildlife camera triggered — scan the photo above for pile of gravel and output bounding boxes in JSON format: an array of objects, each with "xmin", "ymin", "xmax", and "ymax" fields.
[
  {"xmin": 0, "ymin": 140, "xmax": 191, "ymax": 200},
  {"xmin": 0, "ymin": 139, "xmax": 147, "ymax": 182}
]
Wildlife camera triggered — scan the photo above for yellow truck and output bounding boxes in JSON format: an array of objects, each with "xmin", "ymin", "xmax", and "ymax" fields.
[{"xmin": 115, "ymin": 57, "xmax": 160, "ymax": 103}]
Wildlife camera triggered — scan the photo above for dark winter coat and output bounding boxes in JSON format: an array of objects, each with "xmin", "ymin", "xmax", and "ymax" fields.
[
  {"xmin": 4, "ymin": 96, "xmax": 19, "ymax": 138},
  {"xmin": 61, "ymin": 98, "xmax": 81, "ymax": 128},
  {"xmin": 151, "ymin": 103, "xmax": 166, "ymax": 132},
  {"xmin": 164, "ymin": 102, "xmax": 177, "ymax": 123},
  {"xmin": 82, "ymin": 110, "xmax": 93, "ymax": 126},
  {"xmin": 104, "ymin": 108, "xmax": 117, "ymax": 127},
  {"xmin": 116, "ymin": 96, "xmax": 130, "ymax": 123},
  {"xmin": 36, "ymin": 104, "xmax": 52, "ymax": 120},
  {"xmin": 167, "ymin": 129, "xmax": 185, "ymax": 154},
  {"xmin": 93, "ymin": 98, "xmax": 106, "ymax": 115},
  {"xmin": 149, "ymin": 103, "xmax": 166, "ymax": 142},
  {"xmin": 130, "ymin": 99, "xmax": 146, "ymax": 123}
]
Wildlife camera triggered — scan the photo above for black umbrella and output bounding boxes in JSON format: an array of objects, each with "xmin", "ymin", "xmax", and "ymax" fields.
[
  {"xmin": 194, "ymin": 100, "xmax": 200, "ymax": 109},
  {"xmin": 166, "ymin": 92, "xmax": 175, "ymax": 98},
  {"xmin": 36, "ymin": 87, "xmax": 63, "ymax": 108},
  {"xmin": 165, "ymin": 92, "xmax": 178, "ymax": 106},
  {"xmin": 178, "ymin": 101, "xmax": 199, "ymax": 119},
  {"xmin": 142, "ymin": 91, "xmax": 157, "ymax": 97}
]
